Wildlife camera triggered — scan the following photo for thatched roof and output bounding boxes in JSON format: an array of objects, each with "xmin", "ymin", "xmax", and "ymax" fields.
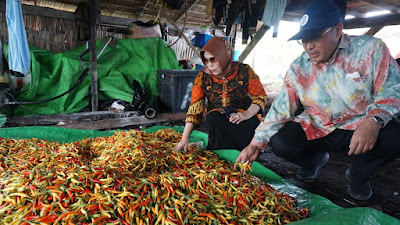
[{"xmin": 16, "ymin": 0, "xmax": 400, "ymax": 30}]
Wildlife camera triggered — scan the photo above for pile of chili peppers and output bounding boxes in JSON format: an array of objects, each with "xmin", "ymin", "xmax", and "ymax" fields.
[{"xmin": 0, "ymin": 129, "xmax": 308, "ymax": 224}]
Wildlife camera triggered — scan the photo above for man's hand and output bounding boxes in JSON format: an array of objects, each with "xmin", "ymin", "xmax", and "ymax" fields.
[
  {"xmin": 234, "ymin": 144, "xmax": 261, "ymax": 169},
  {"xmin": 348, "ymin": 117, "xmax": 381, "ymax": 155},
  {"xmin": 229, "ymin": 111, "xmax": 252, "ymax": 124},
  {"xmin": 173, "ymin": 138, "xmax": 189, "ymax": 153}
]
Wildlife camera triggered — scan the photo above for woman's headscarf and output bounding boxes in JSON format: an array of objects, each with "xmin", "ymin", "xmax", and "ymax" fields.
[{"xmin": 200, "ymin": 36, "xmax": 236, "ymax": 77}]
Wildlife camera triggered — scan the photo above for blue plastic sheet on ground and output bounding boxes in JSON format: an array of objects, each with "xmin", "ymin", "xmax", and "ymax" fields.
[{"xmin": 0, "ymin": 126, "xmax": 399, "ymax": 225}]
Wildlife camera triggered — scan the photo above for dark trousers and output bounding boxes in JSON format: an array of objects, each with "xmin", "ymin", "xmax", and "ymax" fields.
[
  {"xmin": 206, "ymin": 111, "xmax": 260, "ymax": 150},
  {"xmin": 269, "ymin": 120, "xmax": 400, "ymax": 182}
]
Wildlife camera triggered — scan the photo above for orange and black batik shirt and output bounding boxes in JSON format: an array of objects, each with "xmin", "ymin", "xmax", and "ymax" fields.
[{"xmin": 186, "ymin": 63, "xmax": 267, "ymax": 125}]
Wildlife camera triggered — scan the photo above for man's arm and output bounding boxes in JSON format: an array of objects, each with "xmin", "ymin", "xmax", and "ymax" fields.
[
  {"xmin": 235, "ymin": 143, "xmax": 261, "ymax": 169},
  {"xmin": 349, "ymin": 40, "xmax": 400, "ymax": 155},
  {"xmin": 236, "ymin": 65, "xmax": 302, "ymax": 164},
  {"xmin": 364, "ymin": 40, "xmax": 400, "ymax": 124}
]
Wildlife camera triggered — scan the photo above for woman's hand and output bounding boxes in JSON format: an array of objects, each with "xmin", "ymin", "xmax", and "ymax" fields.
[
  {"xmin": 174, "ymin": 123, "xmax": 196, "ymax": 153},
  {"xmin": 229, "ymin": 111, "xmax": 252, "ymax": 124},
  {"xmin": 173, "ymin": 138, "xmax": 190, "ymax": 153},
  {"xmin": 229, "ymin": 104, "xmax": 261, "ymax": 124}
]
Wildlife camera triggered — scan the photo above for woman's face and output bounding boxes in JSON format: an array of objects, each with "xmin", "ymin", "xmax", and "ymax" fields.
[{"xmin": 204, "ymin": 51, "xmax": 222, "ymax": 75}]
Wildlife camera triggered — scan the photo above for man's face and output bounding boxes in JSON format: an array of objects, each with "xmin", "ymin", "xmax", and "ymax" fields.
[{"xmin": 301, "ymin": 24, "xmax": 343, "ymax": 63}]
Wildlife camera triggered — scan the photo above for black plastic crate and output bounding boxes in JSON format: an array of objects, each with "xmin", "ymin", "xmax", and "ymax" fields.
[{"xmin": 157, "ymin": 69, "xmax": 200, "ymax": 113}]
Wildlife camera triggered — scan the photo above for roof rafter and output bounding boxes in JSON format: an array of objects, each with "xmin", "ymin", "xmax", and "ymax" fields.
[
  {"xmin": 174, "ymin": 0, "xmax": 202, "ymax": 23},
  {"xmin": 343, "ymin": 13, "xmax": 400, "ymax": 29},
  {"xmin": 353, "ymin": 0, "xmax": 400, "ymax": 13}
]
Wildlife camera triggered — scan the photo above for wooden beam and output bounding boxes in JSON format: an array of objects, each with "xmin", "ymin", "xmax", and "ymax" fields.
[
  {"xmin": 0, "ymin": 1, "xmax": 75, "ymax": 20},
  {"xmin": 101, "ymin": 15, "xmax": 135, "ymax": 27},
  {"xmin": 54, "ymin": 112, "xmax": 187, "ymax": 130},
  {"xmin": 5, "ymin": 111, "xmax": 187, "ymax": 130},
  {"xmin": 0, "ymin": 2, "xmax": 135, "ymax": 28},
  {"xmin": 364, "ymin": 26, "xmax": 383, "ymax": 36},
  {"xmin": 175, "ymin": 0, "xmax": 201, "ymax": 23},
  {"xmin": 355, "ymin": 0, "xmax": 400, "ymax": 13},
  {"xmin": 89, "ymin": 0, "xmax": 99, "ymax": 111},
  {"xmin": 343, "ymin": 14, "xmax": 400, "ymax": 29},
  {"xmin": 5, "ymin": 111, "xmax": 139, "ymax": 126},
  {"xmin": 238, "ymin": 26, "xmax": 269, "ymax": 63},
  {"xmin": 346, "ymin": 9, "xmax": 365, "ymax": 18}
]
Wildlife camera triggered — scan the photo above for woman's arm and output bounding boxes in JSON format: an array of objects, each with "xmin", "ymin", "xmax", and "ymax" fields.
[
  {"xmin": 173, "ymin": 122, "xmax": 195, "ymax": 152},
  {"xmin": 174, "ymin": 72, "xmax": 205, "ymax": 152}
]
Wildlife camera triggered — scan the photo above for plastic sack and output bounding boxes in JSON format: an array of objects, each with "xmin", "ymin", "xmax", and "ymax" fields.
[{"xmin": 191, "ymin": 33, "xmax": 213, "ymax": 48}]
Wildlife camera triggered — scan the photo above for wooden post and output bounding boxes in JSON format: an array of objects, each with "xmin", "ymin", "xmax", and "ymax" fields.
[
  {"xmin": 88, "ymin": 0, "xmax": 99, "ymax": 111},
  {"xmin": 238, "ymin": 26, "xmax": 269, "ymax": 62},
  {"xmin": 364, "ymin": 26, "xmax": 383, "ymax": 36}
]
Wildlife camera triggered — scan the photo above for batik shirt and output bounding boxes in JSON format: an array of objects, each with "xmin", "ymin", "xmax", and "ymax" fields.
[
  {"xmin": 252, "ymin": 34, "xmax": 400, "ymax": 150},
  {"xmin": 186, "ymin": 63, "xmax": 267, "ymax": 125}
]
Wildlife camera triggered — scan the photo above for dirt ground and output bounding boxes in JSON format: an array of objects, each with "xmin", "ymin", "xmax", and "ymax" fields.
[
  {"xmin": 165, "ymin": 119, "xmax": 400, "ymax": 221},
  {"xmin": 256, "ymin": 151, "xmax": 400, "ymax": 220}
]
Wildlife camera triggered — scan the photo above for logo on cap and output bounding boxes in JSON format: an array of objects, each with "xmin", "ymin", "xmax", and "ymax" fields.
[{"xmin": 300, "ymin": 14, "xmax": 309, "ymax": 27}]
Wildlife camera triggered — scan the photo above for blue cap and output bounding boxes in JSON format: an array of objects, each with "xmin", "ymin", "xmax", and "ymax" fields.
[{"xmin": 289, "ymin": 0, "xmax": 342, "ymax": 41}]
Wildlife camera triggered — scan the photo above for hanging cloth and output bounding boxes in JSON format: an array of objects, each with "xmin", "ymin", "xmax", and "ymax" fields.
[
  {"xmin": 213, "ymin": 0, "xmax": 227, "ymax": 25},
  {"xmin": 6, "ymin": 0, "xmax": 31, "ymax": 75},
  {"xmin": 226, "ymin": 0, "xmax": 246, "ymax": 36},
  {"xmin": 262, "ymin": 0, "xmax": 287, "ymax": 37},
  {"xmin": 242, "ymin": 3, "xmax": 258, "ymax": 44},
  {"xmin": 0, "ymin": 40, "xmax": 3, "ymax": 73}
]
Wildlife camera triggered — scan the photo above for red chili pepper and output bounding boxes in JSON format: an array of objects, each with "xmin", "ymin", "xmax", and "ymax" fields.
[
  {"xmin": 92, "ymin": 216, "xmax": 108, "ymax": 224},
  {"xmin": 121, "ymin": 219, "xmax": 130, "ymax": 225},
  {"xmin": 38, "ymin": 214, "xmax": 58, "ymax": 223},
  {"xmin": 98, "ymin": 201, "xmax": 105, "ymax": 211},
  {"xmin": 59, "ymin": 192, "xmax": 64, "ymax": 203},
  {"xmin": 0, "ymin": 203, "xmax": 6, "ymax": 209},
  {"xmin": 91, "ymin": 179, "xmax": 103, "ymax": 184},
  {"xmin": 25, "ymin": 214, "xmax": 38, "ymax": 221},
  {"xmin": 107, "ymin": 218, "xmax": 120, "ymax": 223},
  {"xmin": 29, "ymin": 184, "xmax": 37, "ymax": 191}
]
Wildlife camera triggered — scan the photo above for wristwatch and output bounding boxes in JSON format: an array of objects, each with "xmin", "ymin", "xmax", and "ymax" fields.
[{"xmin": 371, "ymin": 116, "xmax": 384, "ymax": 127}]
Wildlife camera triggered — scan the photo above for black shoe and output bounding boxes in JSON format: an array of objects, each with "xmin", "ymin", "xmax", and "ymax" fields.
[
  {"xmin": 345, "ymin": 169, "xmax": 372, "ymax": 200},
  {"xmin": 296, "ymin": 152, "xmax": 330, "ymax": 182}
]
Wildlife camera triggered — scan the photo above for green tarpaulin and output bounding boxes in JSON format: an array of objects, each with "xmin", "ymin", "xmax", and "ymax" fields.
[
  {"xmin": 0, "ymin": 126, "xmax": 399, "ymax": 225},
  {"xmin": 2, "ymin": 38, "xmax": 180, "ymax": 116}
]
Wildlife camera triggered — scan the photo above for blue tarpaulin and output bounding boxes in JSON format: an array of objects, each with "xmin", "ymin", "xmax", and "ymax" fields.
[{"xmin": 6, "ymin": 0, "xmax": 31, "ymax": 75}]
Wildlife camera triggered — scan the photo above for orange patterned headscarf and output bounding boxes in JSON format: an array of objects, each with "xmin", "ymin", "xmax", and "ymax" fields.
[{"xmin": 200, "ymin": 36, "xmax": 236, "ymax": 77}]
